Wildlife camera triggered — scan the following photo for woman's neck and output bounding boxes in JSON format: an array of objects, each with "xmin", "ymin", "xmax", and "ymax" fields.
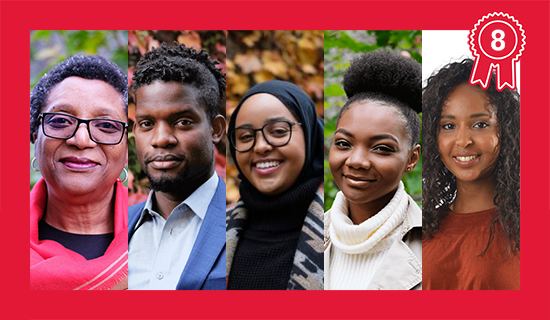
[
  {"xmin": 348, "ymin": 187, "xmax": 397, "ymax": 225},
  {"xmin": 43, "ymin": 184, "xmax": 116, "ymax": 234},
  {"xmin": 453, "ymin": 176, "xmax": 497, "ymax": 213}
]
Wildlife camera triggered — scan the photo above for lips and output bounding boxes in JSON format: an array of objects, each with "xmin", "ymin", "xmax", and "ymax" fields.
[
  {"xmin": 147, "ymin": 154, "xmax": 183, "ymax": 170},
  {"xmin": 59, "ymin": 156, "xmax": 100, "ymax": 170},
  {"xmin": 452, "ymin": 153, "xmax": 481, "ymax": 167},
  {"xmin": 253, "ymin": 159, "xmax": 282, "ymax": 175},
  {"xmin": 343, "ymin": 173, "xmax": 375, "ymax": 187}
]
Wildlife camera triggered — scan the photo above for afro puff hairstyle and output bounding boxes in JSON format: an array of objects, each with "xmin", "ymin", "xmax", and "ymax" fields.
[
  {"xmin": 422, "ymin": 58, "xmax": 520, "ymax": 253},
  {"xmin": 30, "ymin": 55, "xmax": 128, "ymax": 143},
  {"xmin": 339, "ymin": 49, "xmax": 422, "ymax": 148},
  {"xmin": 131, "ymin": 42, "xmax": 225, "ymax": 121}
]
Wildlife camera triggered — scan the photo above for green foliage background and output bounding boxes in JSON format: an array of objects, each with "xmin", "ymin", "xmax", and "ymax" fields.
[
  {"xmin": 324, "ymin": 30, "xmax": 422, "ymax": 211},
  {"xmin": 30, "ymin": 30, "xmax": 128, "ymax": 190}
]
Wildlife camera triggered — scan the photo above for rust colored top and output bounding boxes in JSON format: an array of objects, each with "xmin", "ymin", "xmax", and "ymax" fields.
[{"xmin": 423, "ymin": 208, "xmax": 520, "ymax": 290}]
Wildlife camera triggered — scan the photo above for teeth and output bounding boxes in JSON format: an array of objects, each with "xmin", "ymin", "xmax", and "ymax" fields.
[
  {"xmin": 256, "ymin": 161, "xmax": 280, "ymax": 169},
  {"xmin": 456, "ymin": 155, "xmax": 477, "ymax": 161}
]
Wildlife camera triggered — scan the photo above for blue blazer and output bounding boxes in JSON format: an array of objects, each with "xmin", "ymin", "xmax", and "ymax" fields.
[{"xmin": 128, "ymin": 177, "xmax": 226, "ymax": 290}]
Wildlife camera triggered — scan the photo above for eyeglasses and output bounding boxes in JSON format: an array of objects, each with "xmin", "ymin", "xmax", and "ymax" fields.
[
  {"xmin": 39, "ymin": 112, "xmax": 128, "ymax": 145},
  {"xmin": 230, "ymin": 120, "xmax": 302, "ymax": 152}
]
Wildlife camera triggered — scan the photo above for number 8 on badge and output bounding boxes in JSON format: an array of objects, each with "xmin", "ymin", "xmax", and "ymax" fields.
[{"xmin": 469, "ymin": 12, "xmax": 526, "ymax": 91}]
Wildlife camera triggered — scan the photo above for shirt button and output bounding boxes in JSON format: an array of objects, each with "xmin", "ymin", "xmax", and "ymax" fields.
[{"xmin": 156, "ymin": 272, "xmax": 164, "ymax": 280}]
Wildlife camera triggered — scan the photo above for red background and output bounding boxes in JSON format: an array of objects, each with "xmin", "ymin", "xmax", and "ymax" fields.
[{"xmin": 1, "ymin": 1, "xmax": 548, "ymax": 319}]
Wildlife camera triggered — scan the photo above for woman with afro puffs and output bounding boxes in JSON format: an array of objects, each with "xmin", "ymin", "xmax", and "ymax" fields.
[{"xmin": 324, "ymin": 50, "xmax": 422, "ymax": 290}]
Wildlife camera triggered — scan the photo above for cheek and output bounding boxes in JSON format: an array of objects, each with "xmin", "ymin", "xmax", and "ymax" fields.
[
  {"xmin": 235, "ymin": 152, "xmax": 249, "ymax": 172},
  {"xmin": 328, "ymin": 146, "xmax": 343, "ymax": 174}
]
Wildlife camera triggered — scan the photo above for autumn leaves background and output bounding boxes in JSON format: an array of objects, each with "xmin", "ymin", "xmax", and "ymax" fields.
[{"xmin": 30, "ymin": 30, "xmax": 422, "ymax": 208}]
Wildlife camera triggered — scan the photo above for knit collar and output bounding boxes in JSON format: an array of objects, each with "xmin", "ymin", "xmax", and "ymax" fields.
[{"xmin": 329, "ymin": 181, "xmax": 408, "ymax": 254}]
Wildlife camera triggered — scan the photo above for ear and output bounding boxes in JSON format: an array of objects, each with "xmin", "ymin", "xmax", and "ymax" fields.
[
  {"xmin": 405, "ymin": 144, "xmax": 421, "ymax": 173},
  {"xmin": 210, "ymin": 114, "xmax": 226, "ymax": 144},
  {"xmin": 32, "ymin": 132, "xmax": 37, "ymax": 144}
]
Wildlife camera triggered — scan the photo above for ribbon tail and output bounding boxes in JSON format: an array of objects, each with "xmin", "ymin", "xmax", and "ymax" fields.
[
  {"xmin": 470, "ymin": 57, "xmax": 493, "ymax": 89},
  {"xmin": 496, "ymin": 59, "xmax": 516, "ymax": 91}
]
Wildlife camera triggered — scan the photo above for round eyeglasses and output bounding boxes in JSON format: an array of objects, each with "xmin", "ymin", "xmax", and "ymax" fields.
[
  {"xmin": 230, "ymin": 120, "xmax": 302, "ymax": 152},
  {"xmin": 39, "ymin": 112, "xmax": 128, "ymax": 145}
]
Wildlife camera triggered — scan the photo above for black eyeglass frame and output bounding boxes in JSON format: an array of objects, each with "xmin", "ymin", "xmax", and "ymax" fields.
[
  {"xmin": 38, "ymin": 112, "xmax": 129, "ymax": 145},
  {"xmin": 230, "ymin": 120, "xmax": 302, "ymax": 152}
]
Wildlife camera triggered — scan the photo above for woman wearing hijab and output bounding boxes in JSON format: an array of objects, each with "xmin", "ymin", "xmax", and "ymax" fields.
[
  {"xmin": 324, "ymin": 50, "xmax": 422, "ymax": 290},
  {"xmin": 226, "ymin": 80, "xmax": 324, "ymax": 290},
  {"xmin": 30, "ymin": 55, "xmax": 128, "ymax": 290}
]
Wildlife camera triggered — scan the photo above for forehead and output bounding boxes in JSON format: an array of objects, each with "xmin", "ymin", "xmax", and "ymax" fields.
[
  {"xmin": 338, "ymin": 101, "xmax": 409, "ymax": 142},
  {"xmin": 235, "ymin": 93, "xmax": 299, "ymax": 125},
  {"xmin": 44, "ymin": 77, "xmax": 125, "ymax": 118},
  {"xmin": 442, "ymin": 83, "xmax": 494, "ymax": 115},
  {"xmin": 135, "ymin": 80, "xmax": 206, "ymax": 118}
]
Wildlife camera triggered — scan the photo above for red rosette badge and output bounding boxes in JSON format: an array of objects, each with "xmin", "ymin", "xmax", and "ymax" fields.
[{"xmin": 469, "ymin": 12, "xmax": 525, "ymax": 91}]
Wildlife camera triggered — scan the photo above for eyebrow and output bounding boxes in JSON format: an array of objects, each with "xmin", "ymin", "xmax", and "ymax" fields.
[
  {"xmin": 371, "ymin": 134, "xmax": 398, "ymax": 143},
  {"xmin": 335, "ymin": 129, "xmax": 398, "ymax": 144},
  {"xmin": 135, "ymin": 109, "xmax": 197, "ymax": 120},
  {"xmin": 236, "ymin": 116, "xmax": 292, "ymax": 129},
  {"xmin": 440, "ymin": 113, "xmax": 493, "ymax": 119},
  {"xmin": 49, "ymin": 104, "xmax": 120, "ymax": 117},
  {"xmin": 335, "ymin": 128, "xmax": 354, "ymax": 138}
]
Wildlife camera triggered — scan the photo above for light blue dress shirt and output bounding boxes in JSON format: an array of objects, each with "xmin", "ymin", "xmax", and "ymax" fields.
[{"xmin": 128, "ymin": 173, "xmax": 219, "ymax": 290}]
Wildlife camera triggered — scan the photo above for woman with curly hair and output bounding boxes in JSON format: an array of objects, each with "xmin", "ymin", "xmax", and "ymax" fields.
[
  {"xmin": 324, "ymin": 50, "xmax": 422, "ymax": 290},
  {"xmin": 422, "ymin": 59, "xmax": 520, "ymax": 290}
]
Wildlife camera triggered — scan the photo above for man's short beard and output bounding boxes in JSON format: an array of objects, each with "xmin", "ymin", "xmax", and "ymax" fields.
[{"xmin": 147, "ymin": 171, "xmax": 189, "ymax": 193}]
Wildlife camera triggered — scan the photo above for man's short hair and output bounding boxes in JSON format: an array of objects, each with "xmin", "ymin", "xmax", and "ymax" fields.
[{"xmin": 131, "ymin": 42, "xmax": 226, "ymax": 121}]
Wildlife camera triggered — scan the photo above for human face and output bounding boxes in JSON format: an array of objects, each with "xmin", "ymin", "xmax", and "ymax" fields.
[
  {"xmin": 234, "ymin": 93, "xmax": 306, "ymax": 196},
  {"xmin": 329, "ymin": 101, "xmax": 419, "ymax": 206},
  {"xmin": 437, "ymin": 83, "xmax": 500, "ymax": 184},
  {"xmin": 134, "ymin": 80, "xmax": 220, "ymax": 194},
  {"xmin": 33, "ymin": 77, "xmax": 128, "ymax": 197}
]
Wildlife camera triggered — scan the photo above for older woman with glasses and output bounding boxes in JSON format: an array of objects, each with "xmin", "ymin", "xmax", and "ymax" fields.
[
  {"xmin": 226, "ymin": 80, "xmax": 324, "ymax": 290},
  {"xmin": 30, "ymin": 55, "xmax": 129, "ymax": 290}
]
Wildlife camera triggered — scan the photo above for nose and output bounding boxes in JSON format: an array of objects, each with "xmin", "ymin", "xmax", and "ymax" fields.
[
  {"xmin": 151, "ymin": 122, "xmax": 177, "ymax": 148},
  {"xmin": 252, "ymin": 131, "xmax": 273, "ymax": 154},
  {"xmin": 345, "ymin": 147, "xmax": 371, "ymax": 170},
  {"xmin": 455, "ymin": 126, "xmax": 473, "ymax": 148},
  {"xmin": 66, "ymin": 124, "xmax": 97, "ymax": 149}
]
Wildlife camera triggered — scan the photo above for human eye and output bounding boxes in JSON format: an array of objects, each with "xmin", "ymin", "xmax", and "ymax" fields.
[
  {"xmin": 267, "ymin": 123, "xmax": 291, "ymax": 137},
  {"xmin": 441, "ymin": 123, "xmax": 455, "ymax": 130},
  {"xmin": 373, "ymin": 145, "xmax": 395, "ymax": 153},
  {"xmin": 473, "ymin": 121, "xmax": 490, "ymax": 129},
  {"xmin": 334, "ymin": 140, "xmax": 351, "ymax": 149},
  {"xmin": 93, "ymin": 120, "xmax": 123, "ymax": 133},
  {"xmin": 138, "ymin": 120, "xmax": 154, "ymax": 130},
  {"xmin": 175, "ymin": 119, "xmax": 193, "ymax": 128},
  {"xmin": 237, "ymin": 130, "xmax": 254, "ymax": 142},
  {"xmin": 45, "ymin": 114, "xmax": 74, "ymax": 128}
]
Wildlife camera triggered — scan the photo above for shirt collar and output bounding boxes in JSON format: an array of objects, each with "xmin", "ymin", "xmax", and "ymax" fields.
[{"xmin": 135, "ymin": 173, "xmax": 219, "ymax": 228}]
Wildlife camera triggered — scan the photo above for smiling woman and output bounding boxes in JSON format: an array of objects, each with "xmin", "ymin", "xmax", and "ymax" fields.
[
  {"xmin": 324, "ymin": 50, "xmax": 422, "ymax": 290},
  {"xmin": 30, "ymin": 55, "xmax": 129, "ymax": 290},
  {"xmin": 422, "ymin": 59, "xmax": 520, "ymax": 290},
  {"xmin": 226, "ymin": 80, "xmax": 324, "ymax": 290}
]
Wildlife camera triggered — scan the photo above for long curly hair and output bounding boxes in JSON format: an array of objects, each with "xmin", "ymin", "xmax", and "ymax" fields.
[{"xmin": 422, "ymin": 59, "xmax": 520, "ymax": 253}]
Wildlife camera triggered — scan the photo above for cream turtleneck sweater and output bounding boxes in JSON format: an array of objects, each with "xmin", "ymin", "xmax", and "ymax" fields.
[{"xmin": 326, "ymin": 181, "xmax": 408, "ymax": 290}]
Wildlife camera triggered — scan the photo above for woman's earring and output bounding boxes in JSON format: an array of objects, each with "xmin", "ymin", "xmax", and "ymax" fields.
[
  {"xmin": 406, "ymin": 167, "xmax": 411, "ymax": 172},
  {"xmin": 118, "ymin": 168, "xmax": 128, "ymax": 183},
  {"xmin": 31, "ymin": 157, "xmax": 39, "ymax": 172}
]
